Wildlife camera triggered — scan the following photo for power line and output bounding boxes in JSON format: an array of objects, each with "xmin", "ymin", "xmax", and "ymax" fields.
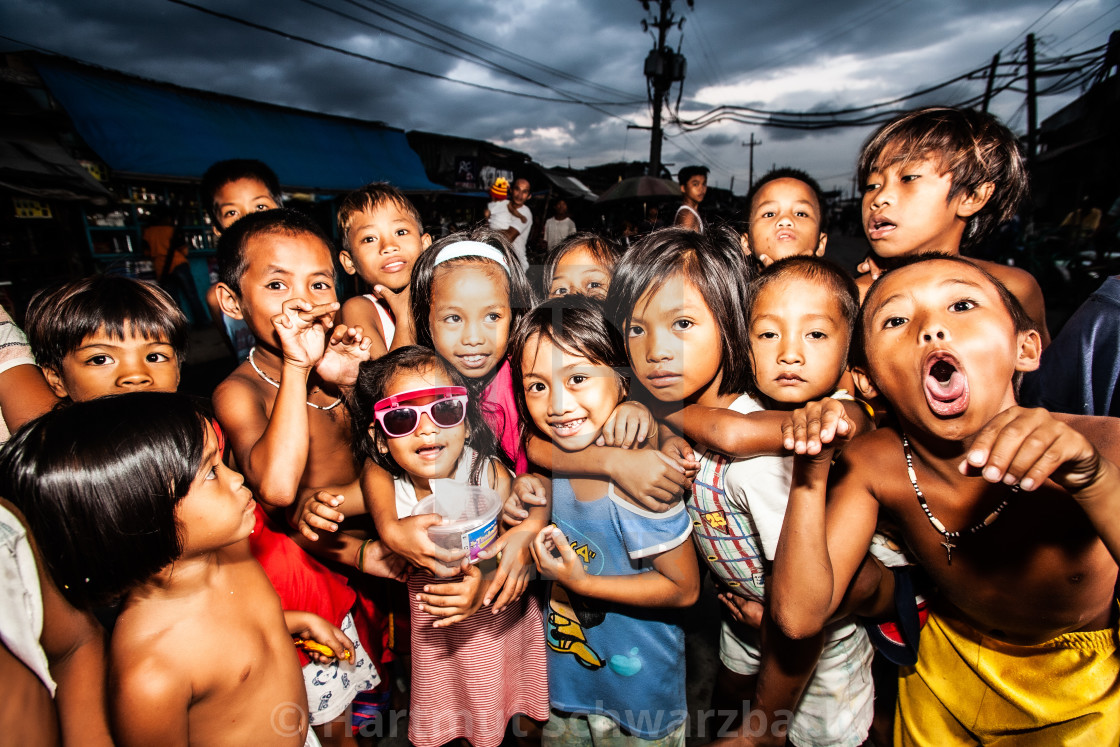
[
  {"xmin": 362, "ymin": 0, "xmax": 640, "ymax": 101},
  {"xmin": 292, "ymin": 0, "xmax": 644, "ymax": 107},
  {"xmin": 161, "ymin": 0, "xmax": 641, "ymax": 111}
]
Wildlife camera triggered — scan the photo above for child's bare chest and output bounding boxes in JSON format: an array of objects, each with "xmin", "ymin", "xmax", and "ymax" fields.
[{"xmin": 882, "ymin": 474, "xmax": 1116, "ymax": 641}]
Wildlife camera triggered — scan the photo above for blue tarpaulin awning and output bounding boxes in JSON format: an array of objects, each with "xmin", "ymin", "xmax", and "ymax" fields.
[{"xmin": 32, "ymin": 58, "xmax": 444, "ymax": 193}]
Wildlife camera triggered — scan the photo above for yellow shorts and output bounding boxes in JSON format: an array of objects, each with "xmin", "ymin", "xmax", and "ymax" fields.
[{"xmin": 896, "ymin": 608, "xmax": 1120, "ymax": 746}]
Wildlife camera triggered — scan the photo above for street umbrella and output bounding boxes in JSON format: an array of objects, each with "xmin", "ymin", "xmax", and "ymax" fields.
[{"xmin": 595, "ymin": 175, "xmax": 680, "ymax": 203}]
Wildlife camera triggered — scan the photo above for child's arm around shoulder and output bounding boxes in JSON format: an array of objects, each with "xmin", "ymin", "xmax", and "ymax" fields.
[{"xmin": 667, "ymin": 393, "xmax": 871, "ymax": 458}]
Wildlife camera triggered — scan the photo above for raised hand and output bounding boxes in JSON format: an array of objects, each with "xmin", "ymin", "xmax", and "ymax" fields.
[
  {"xmin": 317, "ymin": 323, "xmax": 372, "ymax": 386},
  {"xmin": 272, "ymin": 299, "xmax": 338, "ymax": 370},
  {"xmin": 961, "ymin": 406, "xmax": 1103, "ymax": 493},
  {"xmin": 781, "ymin": 397, "xmax": 856, "ymax": 458}
]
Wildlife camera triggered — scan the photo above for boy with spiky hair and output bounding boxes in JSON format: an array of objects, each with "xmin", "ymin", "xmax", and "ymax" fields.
[
  {"xmin": 773, "ymin": 255, "xmax": 1120, "ymax": 744},
  {"xmin": 335, "ymin": 182, "xmax": 431, "ymax": 357},
  {"xmin": 856, "ymin": 106, "xmax": 1049, "ymax": 344}
]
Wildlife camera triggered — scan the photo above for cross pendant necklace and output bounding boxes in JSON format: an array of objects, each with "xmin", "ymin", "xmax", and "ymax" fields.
[
  {"xmin": 902, "ymin": 434, "xmax": 1016, "ymax": 565},
  {"xmin": 940, "ymin": 540, "xmax": 956, "ymax": 564}
]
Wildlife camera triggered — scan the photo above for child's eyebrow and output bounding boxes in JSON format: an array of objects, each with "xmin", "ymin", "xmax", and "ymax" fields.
[{"xmin": 219, "ymin": 194, "xmax": 272, "ymax": 208}]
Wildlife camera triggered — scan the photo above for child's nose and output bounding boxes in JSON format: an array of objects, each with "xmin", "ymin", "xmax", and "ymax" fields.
[
  {"xmin": 644, "ymin": 328, "xmax": 672, "ymax": 361},
  {"xmin": 417, "ymin": 411, "xmax": 440, "ymax": 434},
  {"xmin": 777, "ymin": 213, "xmax": 794, "ymax": 227},
  {"xmin": 778, "ymin": 339, "xmax": 803, "ymax": 364},
  {"xmin": 117, "ymin": 361, "xmax": 153, "ymax": 387},
  {"xmin": 461, "ymin": 319, "xmax": 485, "ymax": 345}
]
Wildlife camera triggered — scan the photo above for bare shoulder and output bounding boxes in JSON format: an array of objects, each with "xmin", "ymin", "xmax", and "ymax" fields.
[
  {"xmin": 835, "ymin": 427, "xmax": 904, "ymax": 500},
  {"xmin": 488, "ymin": 458, "xmax": 512, "ymax": 496},
  {"xmin": 973, "ymin": 259, "xmax": 1045, "ymax": 306},
  {"xmin": 855, "ymin": 272, "xmax": 873, "ymax": 302},
  {"xmin": 1054, "ymin": 411, "xmax": 1120, "ymax": 462},
  {"xmin": 340, "ymin": 295, "xmax": 384, "ymax": 338},
  {"xmin": 212, "ymin": 365, "xmax": 270, "ymax": 425}
]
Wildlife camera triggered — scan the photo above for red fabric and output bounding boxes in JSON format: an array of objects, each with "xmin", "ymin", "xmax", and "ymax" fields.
[{"xmin": 248, "ymin": 505, "xmax": 357, "ymax": 666}]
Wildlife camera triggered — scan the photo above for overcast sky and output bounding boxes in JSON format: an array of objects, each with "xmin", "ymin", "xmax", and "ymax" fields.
[{"xmin": 3, "ymin": 0, "xmax": 1116, "ymax": 194}]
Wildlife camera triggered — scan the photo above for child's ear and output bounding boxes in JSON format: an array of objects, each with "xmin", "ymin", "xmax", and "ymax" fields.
[
  {"xmin": 421, "ymin": 233, "xmax": 432, "ymax": 250},
  {"xmin": 849, "ymin": 366, "xmax": 879, "ymax": 401},
  {"xmin": 338, "ymin": 250, "xmax": 358, "ymax": 276},
  {"xmin": 1014, "ymin": 329, "xmax": 1043, "ymax": 372},
  {"xmin": 815, "ymin": 232, "xmax": 828, "ymax": 256},
  {"xmin": 739, "ymin": 231, "xmax": 752, "ymax": 255},
  {"xmin": 956, "ymin": 182, "xmax": 995, "ymax": 218},
  {"xmin": 41, "ymin": 366, "xmax": 71, "ymax": 399},
  {"xmin": 370, "ymin": 426, "xmax": 390, "ymax": 454},
  {"xmin": 214, "ymin": 283, "xmax": 244, "ymax": 320}
]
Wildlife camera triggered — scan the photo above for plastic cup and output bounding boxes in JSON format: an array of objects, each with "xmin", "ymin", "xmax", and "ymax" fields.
[{"xmin": 412, "ymin": 480, "xmax": 502, "ymax": 570}]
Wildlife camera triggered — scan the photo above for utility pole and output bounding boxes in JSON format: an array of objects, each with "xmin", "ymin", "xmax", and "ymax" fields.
[
  {"xmin": 639, "ymin": 0, "xmax": 689, "ymax": 177},
  {"xmin": 1026, "ymin": 33, "xmax": 1038, "ymax": 160},
  {"xmin": 741, "ymin": 133, "xmax": 761, "ymax": 192},
  {"xmin": 981, "ymin": 52, "xmax": 1000, "ymax": 112}
]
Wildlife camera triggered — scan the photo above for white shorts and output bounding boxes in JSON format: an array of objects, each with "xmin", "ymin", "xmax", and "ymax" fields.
[
  {"xmin": 719, "ymin": 617, "xmax": 873, "ymax": 747},
  {"xmin": 304, "ymin": 611, "xmax": 381, "ymax": 726}
]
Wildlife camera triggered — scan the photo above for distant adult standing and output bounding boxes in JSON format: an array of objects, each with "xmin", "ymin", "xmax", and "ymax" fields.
[
  {"xmin": 674, "ymin": 165, "xmax": 708, "ymax": 232},
  {"xmin": 543, "ymin": 199, "xmax": 576, "ymax": 251},
  {"xmin": 489, "ymin": 177, "xmax": 533, "ymax": 269}
]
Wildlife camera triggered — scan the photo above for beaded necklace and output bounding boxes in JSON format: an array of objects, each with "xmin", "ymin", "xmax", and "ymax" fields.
[
  {"xmin": 902, "ymin": 433, "xmax": 1015, "ymax": 565},
  {"xmin": 248, "ymin": 347, "xmax": 342, "ymax": 411}
]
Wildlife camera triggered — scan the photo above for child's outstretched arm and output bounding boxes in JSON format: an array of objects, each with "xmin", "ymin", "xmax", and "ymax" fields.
[
  {"xmin": 963, "ymin": 406, "xmax": 1120, "ymax": 562},
  {"xmin": 480, "ymin": 463, "xmax": 549, "ymax": 612},
  {"xmin": 532, "ymin": 525, "xmax": 699, "ymax": 608},
  {"xmin": 213, "ymin": 298, "xmax": 338, "ymax": 507},
  {"xmin": 771, "ymin": 408, "xmax": 879, "ymax": 640},
  {"xmin": 666, "ymin": 396, "xmax": 870, "ymax": 458}
]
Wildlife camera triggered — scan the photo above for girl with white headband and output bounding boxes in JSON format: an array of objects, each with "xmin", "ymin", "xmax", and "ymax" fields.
[{"xmin": 409, "ymin": 228, "xmax": 537, "ymax": 475}]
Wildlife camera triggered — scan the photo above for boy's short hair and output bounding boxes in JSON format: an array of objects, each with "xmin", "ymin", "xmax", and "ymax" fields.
[
  {"xmin": 678, "ymin": 165, "xmax": 709, "ymax": 185},
  {"xmin": 853, "ymin": 254, "xmax": 1036, "ymax": 375},
  {"xmin": 216, "ymin": 208, "xmax": 334, "ymax": 295},
  {"xmin": 605, "ymin": 225, "xmax": 756, "ymax": 398},
  {"xmin": 336, "ymin": 182, "xmax": 424, "ymax": 246},
  {"xmin": 200, "ymin": 159, "xmax": 282, "ymax": 226},
  {"xmin": 542, "ymin": 232, "xmax": 622, "ymax": 295},
  {"xmin": 750, "ymin": 256, "xmax": 858, "ymax": 336},
  {"xmin": 0, "ymin": 392, "xmax": 209, "ymax": 609},
  {"xmin": 25, "ymin": 275, "xmax": 189, "ymax": 372},
  {"xmin": 745, "ymin": 167, "xmax": 829, "ymax": 232},
  {"xmin": 856, "ymin": 106, "xmax": 1027, "ymax": 248}
]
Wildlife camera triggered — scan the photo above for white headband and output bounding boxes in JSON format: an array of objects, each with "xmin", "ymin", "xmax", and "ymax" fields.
[{"xmin": 432, "ymin": 241, "xmax": 510, "ymax": 274}]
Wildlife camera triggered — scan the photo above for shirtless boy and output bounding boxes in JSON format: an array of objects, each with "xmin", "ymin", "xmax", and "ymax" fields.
[
  {"xmin": 856, "ymin": 106, "xmax": 1050, "ymax": 345},
  {"xmin": 212, "ymin": 208, "xmax": 368, "ymax": 509},
  {"xmin": 772, "ymin": 255, "xmax": 1120, "ymax": 744}
]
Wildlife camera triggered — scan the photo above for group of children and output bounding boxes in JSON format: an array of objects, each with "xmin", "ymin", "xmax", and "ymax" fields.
[{"xmin": 2, "ymin": 103, "xmax": 1118, "ymax": 747}]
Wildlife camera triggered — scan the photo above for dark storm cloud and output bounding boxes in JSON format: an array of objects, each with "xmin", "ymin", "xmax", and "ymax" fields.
[{"xmin": 2, "ymin": 0, "xmax": 1114, "ymax": 189}]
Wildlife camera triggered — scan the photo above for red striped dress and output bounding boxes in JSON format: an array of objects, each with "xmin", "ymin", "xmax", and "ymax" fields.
[{"xmin": 407, "ymin": 573, "xmax": 549, "ymax": 746}]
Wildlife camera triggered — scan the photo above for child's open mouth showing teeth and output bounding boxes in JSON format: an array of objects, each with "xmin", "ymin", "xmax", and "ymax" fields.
[
  {"xmin": 923, "ymin": 355, "xmax": 969, "ymax": 416},
  {"xmin": 551, "ymin": 418, "xmax": 586, "ymax": 434}
]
